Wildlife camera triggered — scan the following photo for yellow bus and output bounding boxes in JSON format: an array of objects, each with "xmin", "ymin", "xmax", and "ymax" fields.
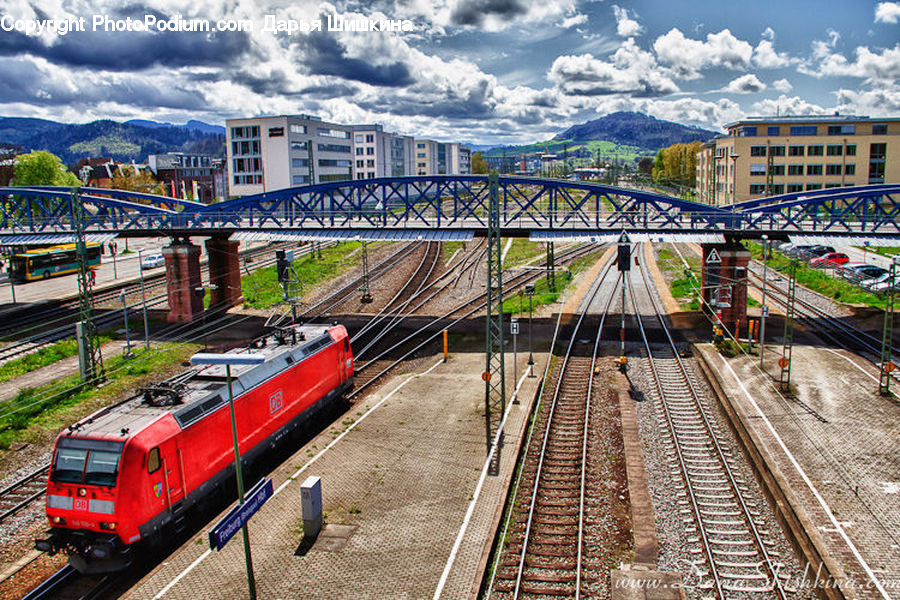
[{"xmin": 8, "ymin": 243, "xmax": 102, "ymax": 282}]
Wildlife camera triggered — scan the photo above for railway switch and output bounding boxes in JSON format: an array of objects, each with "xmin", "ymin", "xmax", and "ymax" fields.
[{"xmin": 617, "ymin": 355, "xmax": 628, "ymax": 373}]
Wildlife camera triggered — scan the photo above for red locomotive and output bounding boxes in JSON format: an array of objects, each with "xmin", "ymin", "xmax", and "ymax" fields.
[{"xmin": 36, "ymin": 323, "xmax": 353, "ymax": 573}]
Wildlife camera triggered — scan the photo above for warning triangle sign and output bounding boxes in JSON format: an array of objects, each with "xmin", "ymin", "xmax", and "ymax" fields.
[{"xmin": 706, "ymin": 248, "xmax": 722, "ymax": 264}]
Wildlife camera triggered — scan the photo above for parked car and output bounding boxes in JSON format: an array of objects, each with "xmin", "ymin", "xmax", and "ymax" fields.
[
  {"xmin": 802, "ymin": 245, "xmax": 836, "ymax": 260},
  {"xmin": 836, "ymin": 262, "xmax": 868, "ymax": 280},
  {"xmin": 869, "ymin": 276, "xmax": 900, "ymax": 294},
  {"xmin": 861, "ymin": 272, "xmax": 894, "ymax": 291},
  {"xmin": 786, "ymin": 244, "xmax": 815, "ymax": 258},
  {"xmin": 810, "ymin": 252, "xmax": 849, "ymax": 268},
  {"xmin": 140, "ymin": 253, "xmax": 165, "ymax": 270},
  {"xmin": 843, "ymin": 264, "xmax": 889, "ymax": 284}
]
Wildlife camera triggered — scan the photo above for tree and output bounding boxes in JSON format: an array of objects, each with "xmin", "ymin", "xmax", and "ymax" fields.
[
  {"xmin": 0, "ymin": 144, "xmax": 22, "ymax": 186},
  {"xmin": 13, "ymin": 150, "xmax": 81, "ymax": 187},
  {"xmin": 111, "ymin": 165, "xmax": 163, "ymax": 195},
  {"xmin": 638, "ymin": 157, "xmax": 653, "ymax": 175},
  {"xmin": 471, "ymin": 151, "xmax": 488, "ymax": 174},
  {"xmin": 651, "ymin": 141, "xmax": 704, "ymax": 188}
]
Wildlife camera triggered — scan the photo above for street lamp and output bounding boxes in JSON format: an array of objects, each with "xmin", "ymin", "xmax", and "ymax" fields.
[
  {"xmin": 189, "ymin": 352, "xmax": 267, "ymax": 600},
  {"xmin": 713, "ymin": 152, "xmax": 723, "ymax": 207},
  {"xmin": 729, "ymin": 150, "xmax": 740, "ymax": 205}
]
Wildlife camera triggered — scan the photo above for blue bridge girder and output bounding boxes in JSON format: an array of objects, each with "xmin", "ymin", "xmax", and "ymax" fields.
[{"xmin": 2, "ymin": 177, "xmax": 899, "ymax": 239}]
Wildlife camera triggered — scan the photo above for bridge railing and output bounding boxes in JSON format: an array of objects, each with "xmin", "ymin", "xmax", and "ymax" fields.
[{"xmin": 2, "ymin": 208, "xmax": 898, "ymax": 235}]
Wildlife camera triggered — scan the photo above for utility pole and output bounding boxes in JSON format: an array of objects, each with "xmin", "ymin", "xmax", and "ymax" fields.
[
  {"xmin": 137, "ymin": 249, "xmax": 151, "ymax": 350},
  {"xmin": 546, "ymin": 242, "xmax": 556, "ymax": 292},
  {"xmin": 484, "ymin": 172, "xmax": 505, "ymax": 476},
  {"xmin": 73, "ymin": 189, "xmax": 104, "ymax": 384},
  {"xmin": 759, "ymin": 235, "xmax": 770, "ymax": 369},
  {"xmin": 879, "ymin": 259, "xmax": 897, "ymax": 395},
  {"xmin": 779, "ymin": 259, "xmax": 798, "ymax": 393}
]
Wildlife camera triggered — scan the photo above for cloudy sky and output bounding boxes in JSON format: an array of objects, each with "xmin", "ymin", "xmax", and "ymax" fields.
[{"xmin": 1, "ymin": 0, "xmax": 898, "ymax": 145}]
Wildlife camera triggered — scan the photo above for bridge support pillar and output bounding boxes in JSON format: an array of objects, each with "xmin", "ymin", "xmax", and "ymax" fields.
[
  {"xmin": 205, "ymin": 237, "xmax": 244, "ymax": 310},
  {"xmin": 700, "ymin": 242, "xmax": 750, "ymax": 335},
  {"xmin": 163, "ymin": 240, "xmax": 203, "ymax": 323}
]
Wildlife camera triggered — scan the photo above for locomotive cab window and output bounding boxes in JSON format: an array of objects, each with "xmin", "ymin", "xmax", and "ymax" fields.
[
  {"xmin": 147, "ymin": 447, "xmax": 161, "ymax": 474},
  {"xmin": 51, "ymin": 438, "xmax": 124, "ymax": 487},
  {"xmin": 53, "ymin": 448, "xmax": 88, "ymax": 483}
]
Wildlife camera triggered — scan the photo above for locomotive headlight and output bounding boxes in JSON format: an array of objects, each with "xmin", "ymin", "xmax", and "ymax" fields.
[
  {"xmin": 78, "ymin": 488, "xmax": 87, "ymax": 497},
  {"xmin": 50, "ymin": 516, "xmax": 66, "ymax": 525},
  {"xmin": 99, "ymin": 522, "xmax": 117, "ymax": 531}
]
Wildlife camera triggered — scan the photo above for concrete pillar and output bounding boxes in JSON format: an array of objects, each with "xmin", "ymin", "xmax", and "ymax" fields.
[
  {"xmin": 163, "ymin": 240, "xmax": 203, "ymax": 323},
  {"xmin": 205, "ymin": 237, "xmax": 244, "ymax": 309},
  {"xmin": 700, "ymin": 242, "xmax": 751, "ymax": 334}
]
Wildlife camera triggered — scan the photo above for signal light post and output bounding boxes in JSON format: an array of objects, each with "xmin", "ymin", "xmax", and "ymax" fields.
[
  {"xmin": 617, "ymin": 232, "xmax": 630, "ymax": 373},
  {"xmin": 190, "ymin": 352, "xmax": 266, "ymax": 600}
]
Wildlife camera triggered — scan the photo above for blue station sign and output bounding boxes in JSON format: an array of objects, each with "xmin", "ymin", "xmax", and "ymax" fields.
[{"xmin": 208, "ymin": 478, "xmax": 274, "ymax": 551}]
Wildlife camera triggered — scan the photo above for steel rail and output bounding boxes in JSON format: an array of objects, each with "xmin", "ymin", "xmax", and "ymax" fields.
[
  {"xmin": 630, "ymin": 245, "xmax": 787, "ymax": 599},
  {"xmin": 511, "ymin": 255, "xmax": 618, "ymax": 600}
]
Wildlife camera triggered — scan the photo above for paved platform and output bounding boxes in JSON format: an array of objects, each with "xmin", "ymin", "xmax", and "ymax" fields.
[
  {"xmin": 125, "ymin": 349, "xmax": 547, "ymax": 600},
  {"xmin": 697, "ymin": 343, "xmax": 900, "ymax": 600}
]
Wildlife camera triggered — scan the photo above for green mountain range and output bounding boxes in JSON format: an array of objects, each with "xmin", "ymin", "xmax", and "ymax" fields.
[
  {"xmin": 0, "ymin": 118, "xmax": 225, "ymax": 165},
  {"xmin": 484, "ymin": 111, "xmax": 717, "ymax": 164}
]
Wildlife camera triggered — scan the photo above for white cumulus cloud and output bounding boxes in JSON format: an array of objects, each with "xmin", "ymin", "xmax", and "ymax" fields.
[
  {"xmin": 751, "ymin": 94, "xmax": 827, "ymax": 116},
  {"xmin": 549, "ymin": 39, "xmax": 679, "ymax": 97},
  {"xmin": 773, "ymin": 78, "xmax": 793, "ymax": 92},
  {"xmin": 721, "ymin": 74, "xmax": 767, "ymax": 94},
  {"xmin": 875, "ymin": 2, "xmax": 900, "ymax": 23},
  {"xmin": 653, "ymin": 28, "xmax": 754, "ymax": 78},
  {"xmin": 612, "ymin": 5, "xmax": 643, "ymax": 37}
]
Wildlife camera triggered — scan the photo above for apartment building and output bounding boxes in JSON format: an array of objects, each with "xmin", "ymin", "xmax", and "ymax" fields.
[
  {"xmin": 226, "ymin": 115, "xmax": 354, "ymax": 196},
  {"xmin": 351, "ymin": 125, "xmax": 415, "ymax": 179},
  {"xmin": 148, "ymin": 153, "xmax": 225, "ymax": 203},
  {"xmin": 696, "ymin": 115, "xmax": 899, "ymax": 204},
  {"xmin": 414, "ymin": 140, "xmax": 471, "ymax": 176}
]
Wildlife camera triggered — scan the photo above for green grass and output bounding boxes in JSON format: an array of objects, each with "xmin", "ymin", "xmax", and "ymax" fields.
[
  {"xmin": 442, "ymin": 241, "xmax": 464, "ymax": 262},
  {"xmin": 0, "ymin": 343, "xmax": 197, "ymax": 450},
  {"xmin": 864, "ymin": 246, "xmax": 900, "ymax": 258},
  {"xmin": 502, "ymin": 271, "xmax": 573, "ymax": 314},
  {"xmin": 241, "ymin": 242, "xmax": 364, "ymax": 309},
  {"xmin": 746, "ymin": 242, "xmax": 887, "ymax": 309},
  {"xmin": 655, "ymin": 246, "xmax": 701, "ymax": 310},
  {"xmin": 502, "ymin": 239, "xmax": 543, "ymax": 267},
  {"xmin": 0, "ymin": 337, "xmax": 111, "ymax": 384}
]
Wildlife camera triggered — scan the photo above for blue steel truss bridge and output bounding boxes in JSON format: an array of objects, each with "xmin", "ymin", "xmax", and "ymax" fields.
[{"xmin": 1, "ymin": 178, "xmax": 899, "ymax": 247}]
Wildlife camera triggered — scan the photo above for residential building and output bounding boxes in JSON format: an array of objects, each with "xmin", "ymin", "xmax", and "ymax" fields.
[
  {"xmin": 225, "ymin": 115, "xmax": 354, "ymax": 196},
  {"xmin": 351, "ymin": 125, "xmax": 415, "ymax": 179},
  {"xmin": 148, "ymin": 152, "xmax": 224, "ymax": 203},
  {"xmin": 696, "ymin": 114, "xmax": 899, "ymax": 205},
  {"xmin": 415, "ymin": 139, "xmax": 437, "ymax": 175},
  {"xmin": 414, "ymin": 140, "xmax": 471, "ymax": 175}
]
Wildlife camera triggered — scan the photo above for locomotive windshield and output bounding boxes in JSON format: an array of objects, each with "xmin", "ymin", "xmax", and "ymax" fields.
[{"xmin": 51, "ymin": 438, "xmax": 124, "ymax": 487}]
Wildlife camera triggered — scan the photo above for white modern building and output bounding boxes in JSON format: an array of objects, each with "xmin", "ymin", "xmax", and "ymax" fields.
[
  {"xmin": 414, "ymin": 140, "xmax": 471, "ymax": 176},
  {"xmin": 226, "ymin": 115, "xmax": 354, "ymax": 196},
  {"xmin": 351, "ymin": 125, "xmax": 415, "ymax": 179}
]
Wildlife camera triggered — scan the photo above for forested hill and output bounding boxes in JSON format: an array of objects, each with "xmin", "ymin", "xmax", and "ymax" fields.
[
  {"xmin": 554, "ymin": 111, "xmax": 717, "ymax": 148},
  {"xmin": 0, "ymin": 118, "xmax": 225, "ymax": 165}
]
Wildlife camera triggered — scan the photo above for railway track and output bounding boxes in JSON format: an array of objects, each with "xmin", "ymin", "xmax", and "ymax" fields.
[
  {"xmin": 630, "ymin": 246, "xmax": 788, "ymax": 599},
  {"xmin": 747, "ymin": 264, "xmax": 900, "ymax": 361},
  {"xmin": 487, "ymin": 254, "xmax": 618, "ymax": 599},
  {"xmin": 14, "ymin": 239, "xmax": 600, "ymax": 599},
  {"xmin": 0, "ymin": 242, "xmax": 292, "ymax": 365},
  {"xmin": 21, "ymin": 565, "xmax": 111, "ymax": 600}
]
